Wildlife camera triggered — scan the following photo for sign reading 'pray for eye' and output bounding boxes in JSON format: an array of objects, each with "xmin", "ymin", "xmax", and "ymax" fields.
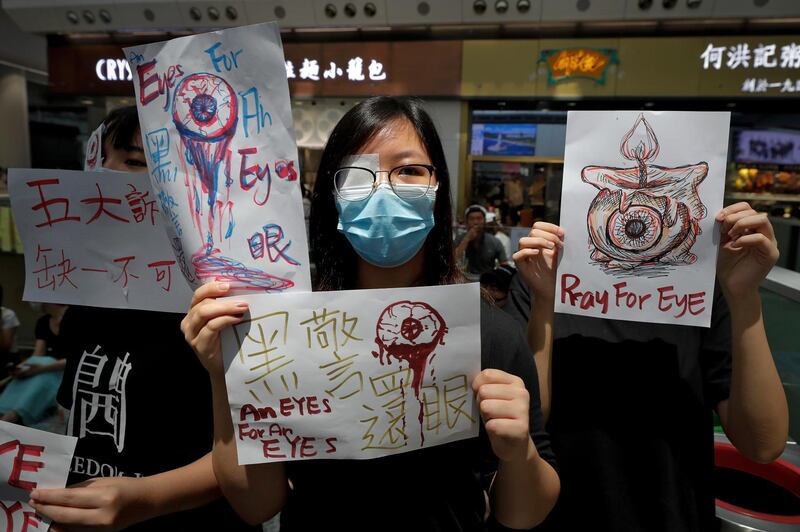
[{"xmin": 555, "ymin": 111, "xmax": 730, "ymax": 327}]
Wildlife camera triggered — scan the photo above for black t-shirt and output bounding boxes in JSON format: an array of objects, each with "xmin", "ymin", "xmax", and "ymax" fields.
[
  {"xmin": 505, "ymin": 274, "xmax": 732, "ymax": 532},
  {"xmin": 35, "ymin": 314, "xmax": 65, "ymax": 359},
  {"xmin": 57, "ymin": 306, "xmax": 257, "ymax": 532},
  {"xmin": 279, "ymin": 301, "xmax": 556, "ymax": 532}
]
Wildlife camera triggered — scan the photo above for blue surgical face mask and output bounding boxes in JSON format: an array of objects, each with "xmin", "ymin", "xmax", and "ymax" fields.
[{"xmin": 335, "ymin": 183, "xmax": 437, "ymax": 268}]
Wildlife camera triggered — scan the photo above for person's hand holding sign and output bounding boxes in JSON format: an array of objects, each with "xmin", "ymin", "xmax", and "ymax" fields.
[
  {"xmin": 513, "ymin": 222, "xmax": 564, "ymax": 302},
  {"xmin": 473, "ymin": 369, "xmax": 532, "ymax": 462},
  {"xmin": 31, "ymin": 476, "xmax": 147, "ymax": 531},
  {"xmin": 472, "ymin": 368, "xmax": 559, "ymax": 528},
  {"xmin": 180, "ymin": 282, "xmax": 249, "ymax": 377},
  {"xmin": 30, "ymin": 452, "xmax": 221, "ymax": 532},
  {"xmin": 181, "ymin": 283, "xmax": 288, "ymax": 524},
  {"xmin": 715, "ymin": 202, "xmax": 780, "ymax": 298},
  {"xmin": 713, "ymin": 202, "xmax": 787, "ymax": 465}
]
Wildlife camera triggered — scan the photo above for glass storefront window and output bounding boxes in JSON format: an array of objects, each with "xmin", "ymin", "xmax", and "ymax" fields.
[{"xmin": 468, "ymin": 157, "xmax": 563, "ymax": 226}]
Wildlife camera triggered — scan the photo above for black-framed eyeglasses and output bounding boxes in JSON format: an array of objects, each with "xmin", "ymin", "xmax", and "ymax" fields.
[{"xmin": 334, "ymin": 164, "xmax": 436, "ymax": 201}]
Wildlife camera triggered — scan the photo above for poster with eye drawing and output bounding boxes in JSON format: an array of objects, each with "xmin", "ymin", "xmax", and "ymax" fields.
[
  {"xmin": 221, "ymin": 283, "xmax": 481, "ymax": 464},
  {"xmin": 124, "ymin": 22, "xmax": 311, "ymax": 294},
  {"xmin": 555, "ymin": 111, "xmax": 730, "ymax": 327},
  {"xmin": 0, "ymin": 421, "xmax": 77, "ymax": 532}
]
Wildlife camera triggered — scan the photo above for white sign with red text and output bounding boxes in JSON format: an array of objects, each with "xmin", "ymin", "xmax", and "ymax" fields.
[
  {"xmin": 9, "ymin": 168, "xmax": 194, "ymax": 312},
  {"xmin": 0, "ymin": 422, "xmax": 77, "ymax": 532},
  {"xmin": 555, "ymin": 111, "xmax": 730, "ymax": 327}
]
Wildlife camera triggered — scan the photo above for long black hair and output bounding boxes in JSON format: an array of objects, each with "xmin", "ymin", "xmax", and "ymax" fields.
[
  {"xmin": 102, "ymin": 106, "xmax": 141, "ymax": 150},
  {"xmin": 310, "ymin": 97, "xmax": 461, "ymax": 290}
]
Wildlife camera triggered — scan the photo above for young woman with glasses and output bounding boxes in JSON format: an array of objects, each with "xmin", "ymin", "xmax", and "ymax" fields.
[{"xmin": 182, "ymin": 96, "xmax": 560, "ymax": 531}]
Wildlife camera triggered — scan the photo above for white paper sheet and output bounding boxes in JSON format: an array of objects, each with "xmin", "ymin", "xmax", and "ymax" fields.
[
  {"xmin": 0, "ymin": 422, "xmax": 77, "ymax": 532},
  {"xmin": 9, "ymin": 168, "xmax": 194, "ymax": 312},
  {"xmin": 555, "ymin": 111, "xmax": 731, "ymax": 327},
  {"xmin": 83, "ymin": 123, "xmax": 103, "ymax": 172},
  {"xmin": 125, "ymin": 22, "xmax": 311, "ymax": 294},
  {"xmin": 221, "ymin": 283, "xmax": 482, "ymax": 464}
]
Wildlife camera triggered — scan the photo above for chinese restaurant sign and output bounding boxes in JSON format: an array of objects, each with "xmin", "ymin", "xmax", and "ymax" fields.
[
  {"xmin": 284, "ymin": 40, "xmax": 462, "ymax": 97},
  {"xmin": 47, "ymin": 35, "xmax": 800, "ymax": 98},
  {"xmin": 700, "ymin": 40, "xmax": 800, "ymax": 94},
  {"xmin": 539, "ymin": 47, "xmax": 618, "ymax": 85},
  {"xmin": 48, "ymin": 40, "xmax": 462, "ymax": 98}
]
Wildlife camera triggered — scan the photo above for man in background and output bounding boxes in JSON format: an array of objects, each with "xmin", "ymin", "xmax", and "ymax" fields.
[{"xmin": 454, "ymin": 204, "xmax": 509, "ymax": 281}]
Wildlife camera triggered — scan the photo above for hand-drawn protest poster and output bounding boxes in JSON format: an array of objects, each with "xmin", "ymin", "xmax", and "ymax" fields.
[
  {"xmin": 221, "ymin": 283, "xmax": 481, "ymax": 464},
  {"xmin": 9, "ymin": 168, "xmax": 194, "ymax": 313},
  {"xmin": 555, "ymin": 111, "xmax": 730, "ymax": 327},
  {"xmin": 0, "ymin": 421, "xmax": 77, "ymax": 531},
  {"xmin": 125, "ymin": 22, "xmax": 311, "ymax": 294}
]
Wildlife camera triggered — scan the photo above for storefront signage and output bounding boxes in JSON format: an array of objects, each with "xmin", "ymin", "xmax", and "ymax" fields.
[
  {"xmin": 50, "ymin": 41, "xmax": 459, "ymax": 97},
  {"xmin": 285, "ymin": 57, "xmax": 387, "ymax": 82},
  {"xmin": 700, "ymin": 42, "xmax": 800, "ymax": 70},
  {"xmin": 700, "ymin": 41, "xmax": 800, "ymax": 95},
  {"xmin": 49, "ymin": 44, "xmax": 137, "ymax": 95},
  {"xmin": 94, "ymin": 58, "xmax": 132, "ymax": 81},
  {"xmin": 539, "ymin": 47, "xmax": 617, "ymax": 85},
  {"xmin": 740, "ymin": 77, "xmax": 800, "ymax": 94},
  {"xmin": 284, "ymin": 41, "xmax": 461, "ymax": 97},
  {"xmin": 735, "ymin": 129, "xmax": 800, "ymax": 165},
  {"xmin": 464, "ymin": 36, "xmax": 800, "ymax": 98},
  {"xmin": 91, "ymin": 56, "xmax": 388, "ymax": 86}
]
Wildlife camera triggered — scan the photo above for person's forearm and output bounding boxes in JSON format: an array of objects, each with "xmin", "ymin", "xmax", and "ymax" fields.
[
  {"xmin": 210, "ymin": 373, "xmax": 286, "ymax": 524},
  {"xmin": 493, "ymin": 438, "xmax": 560, "ymax": 529},
  {"xmin": 40, "ymin": 360, "xmax": 67, "ymax": 373},
  {"xmin": 528, "ymin": 297, "xmax": 554, "ymax": 423},
  {"xmin": 136, "ymin": 453, "xmax": 221, "ymax": 521},
  {"xmin": 722, "ymin": 291, "xmax": 788, "ymax": 463}
]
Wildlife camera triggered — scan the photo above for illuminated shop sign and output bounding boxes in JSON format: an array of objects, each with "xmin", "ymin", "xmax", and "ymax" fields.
[
  {"xmin": 700, "ymin": 42, "xmax": 800, "ymax": 94},
  {"xmin": 284, "ymin": 57, "xmax": 387, "ymax": 82},
  {"xmin": 95, "ymin": 58, "xmax": 132, "ymax": 81},
  {"xmin": 735, "ymin": 129, "xmax": 800, "ymax": 165},
  {"xmin": 539, "ymin": 48, "xmax": 618, "ymax": 85},
  {"xmin": 92, "ymin": 57, "xmax": 387, "ymax": 84},
  {"xmin": 700, "ymin": 42, "xmax": 800, "ymax": 70}
]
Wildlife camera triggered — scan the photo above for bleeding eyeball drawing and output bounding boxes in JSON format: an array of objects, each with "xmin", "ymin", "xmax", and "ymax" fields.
[
  {"xmin": 170, "ymin": 72, "xmax": 294, "ymax": 292},
  {"xmin": 172, "ymin": 73, "xmax": 237, "ymax": 141},
  {"xmin": 581, "ymin": 114, "xmax": 708, "ymax": 275},
  {"xmin": 172, "ymin": 73, "xmax": 237, "ymax": 204},
  {"xmin": 372, "ymin": 300, "xmax": 449, "ymax": 446}
]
